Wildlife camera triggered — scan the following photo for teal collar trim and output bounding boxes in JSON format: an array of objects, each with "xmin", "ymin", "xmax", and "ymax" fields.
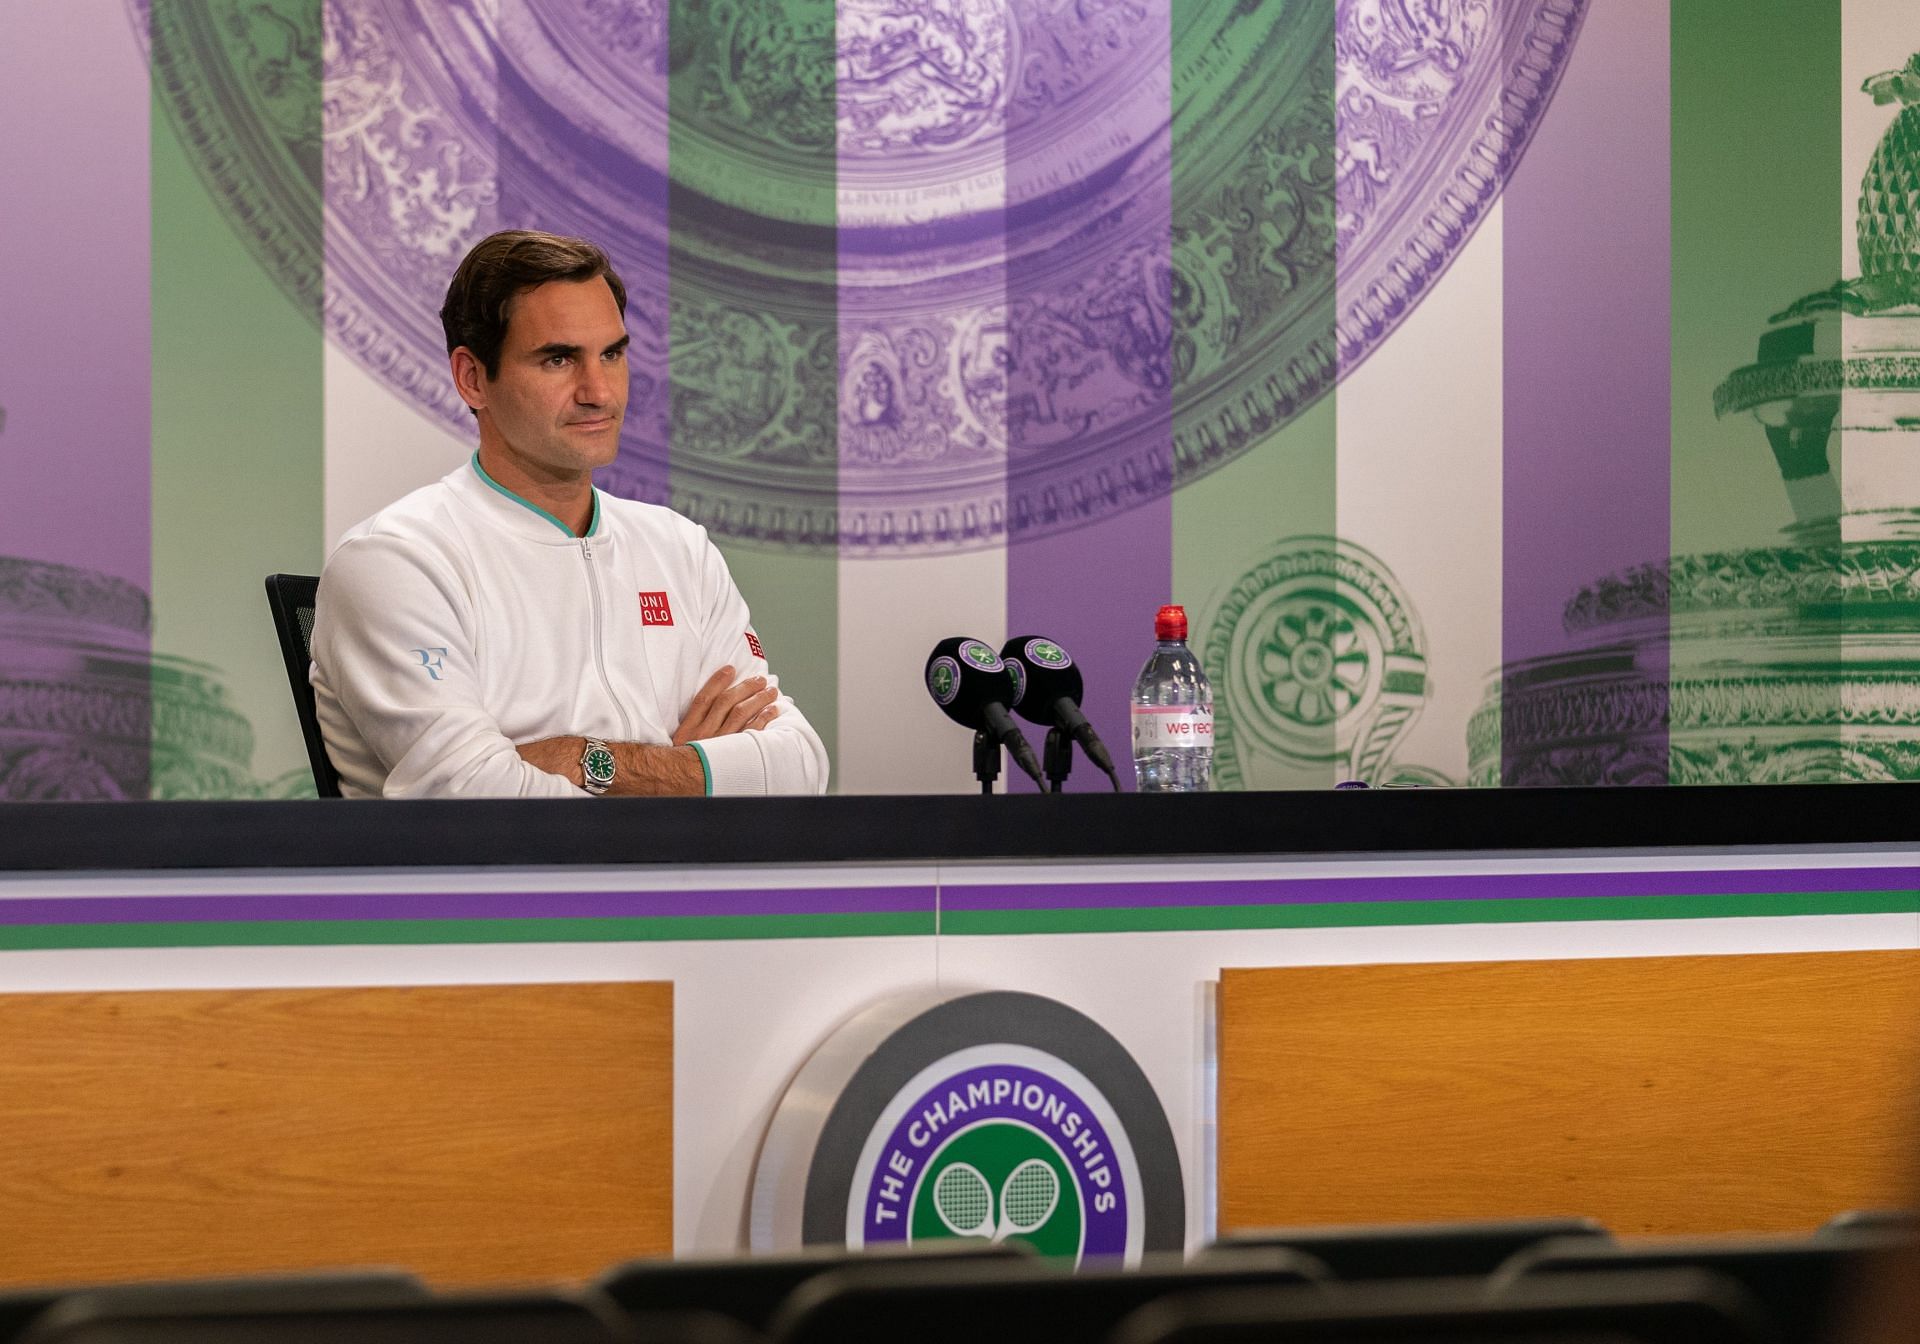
[{"xmin": 470, "ymin": 452, "xmax": 600, "ymax": 538}]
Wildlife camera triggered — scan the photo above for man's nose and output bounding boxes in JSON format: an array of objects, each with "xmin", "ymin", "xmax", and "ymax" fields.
[{"xmin": 576, "ymin": 359, "xmax": 613, "ymax": 406}]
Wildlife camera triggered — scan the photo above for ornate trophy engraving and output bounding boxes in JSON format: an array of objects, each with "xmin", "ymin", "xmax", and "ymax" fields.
[
  {"xmin": 130, "ymin": 0, "xmax": 1586, "ymax": 553},
  {"xmin": 1476, "ymin": 53, "xmax": 1920, "ymax": 786},
  {"xmin": 1205, "ymin": 537, "xmax": 1449, "ymax": 789}
]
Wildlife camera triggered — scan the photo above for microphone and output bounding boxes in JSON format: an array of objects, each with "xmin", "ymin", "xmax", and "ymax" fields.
[
  {"xmin": 1000, "ymin": 635, "xmax": 1121, "ymax": 791},
  {"xmin": 925, "ymin": 637, "xmax": 1046, "ymax": 789}
]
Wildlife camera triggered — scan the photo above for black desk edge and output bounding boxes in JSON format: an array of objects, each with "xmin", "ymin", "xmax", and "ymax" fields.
[{"xmin": 1, "ymin": 784, "xmax": 1914, "ymax": 872}]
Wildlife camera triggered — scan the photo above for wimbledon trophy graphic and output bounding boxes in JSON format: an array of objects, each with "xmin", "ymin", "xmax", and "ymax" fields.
[
  {"xmin": 1474, "ymin": 53, "xmax": 1920, "ymax": 786},
  {"xmin": 0, "ymin": 559, "xmax": 262, "ymax": 801}
]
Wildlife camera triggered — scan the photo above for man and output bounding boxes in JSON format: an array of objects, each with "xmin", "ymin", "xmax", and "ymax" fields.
[{"xmin": 311, "ymin": 230, "xmax": 829, "ymax": 797}]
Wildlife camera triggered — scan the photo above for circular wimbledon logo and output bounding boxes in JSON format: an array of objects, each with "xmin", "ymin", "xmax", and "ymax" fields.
[
  {"xmin": 959, "ymin": 640, "xmax": 1002, "ymax": 671},
  {"xmin": 750, "ymin": 991, "xmax": 1184, "ymax": 1266},
  {"xmin": 927, "ymin": 658, "xmax": 961, "ymax": 706},
  {"xmin": 856, "ymin": 1051, "xmax": 1131, "ymax": 1261},
  {"xmin": 1024, "ymin": 639, "xmax": 1071, "ymax": 669},
  {"xmin": 1005, "ymin": 657, "xmax": 1027, "ymax": 707}
]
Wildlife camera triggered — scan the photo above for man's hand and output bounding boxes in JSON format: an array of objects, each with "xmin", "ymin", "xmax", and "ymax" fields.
[
  {"xmin": 516, "ymin": 735, "xmax": 590, "ymax": 786},
  {"xmin": 673, "ymin": 665, "xmax": 779, "ymax": 746}
]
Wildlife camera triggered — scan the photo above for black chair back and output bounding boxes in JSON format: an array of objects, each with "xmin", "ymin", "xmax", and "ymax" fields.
[
  {"xmin": 770, "ymin": 1249, "xmax": 1328, "ymax": 1344},
  {"xmin": 263, "ymin": 573, "xmax": 341, "ymax": 797},
  {"xmin": 19, "ymin": 1291, "xmax": 634, "ymax": 1344},
  {"xmin": 1212, "ymin": 1217, "xmax": 1610, "ymax": 1281},
  {"xmin": 1, "ymin": 1273, "xmax": 424, "ymax": 1343},
  {"xmin": 599, "ymin": 1241, "xmax": 1021, "ymax": 1332},
  {"xmin": 1496, "ymin": 1233, "xmax": 1905, "ymax": 1344},
  {"xmin": 1109, "ymin": 1268, "xmax": 1766, "ymax": 1344}
]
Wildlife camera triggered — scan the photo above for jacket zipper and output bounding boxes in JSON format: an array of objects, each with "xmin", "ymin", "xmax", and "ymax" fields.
[{"xmin": 581, "ymin": 536, "xmax": 636, "ymax": 741}]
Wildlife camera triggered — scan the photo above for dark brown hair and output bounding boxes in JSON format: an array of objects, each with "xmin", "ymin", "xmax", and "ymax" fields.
[{"xmin": 439, "ymin": 230, "xmax": 628, "ymax": 379}]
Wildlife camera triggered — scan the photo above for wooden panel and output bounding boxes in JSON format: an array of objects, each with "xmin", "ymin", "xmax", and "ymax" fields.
[
  {"xmin": 0, "ymin": 982, "xmax": 671, "ymax": 1287},
  {"xmin": 1220, "ymin": 951, "xmax": 1920, "ymax": 1235}
]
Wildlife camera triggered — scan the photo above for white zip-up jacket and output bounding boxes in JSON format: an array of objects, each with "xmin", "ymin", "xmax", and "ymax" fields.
[{"xmin": 311, "ymin": 456, "xmax": 829, "ymax": 798}]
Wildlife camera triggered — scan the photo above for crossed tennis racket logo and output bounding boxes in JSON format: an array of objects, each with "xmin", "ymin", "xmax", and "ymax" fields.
[{"xmin": 931, "ymin": 1157, "xmax": 1062, "ymax": 1242}]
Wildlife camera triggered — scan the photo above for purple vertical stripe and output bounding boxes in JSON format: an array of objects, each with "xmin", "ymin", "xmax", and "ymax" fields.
[
  {"xmin": 0, "ymin": 0, "xmax": 152, "ymax": 799},
  {"xmin": 1501, "ymin": 2, "xmax": 1671, "ymax": 783},
  {"xmin": 0, "ymin": 1, "xmax": 151, "ymax": 588},
  {"xmin": 489, "ymin": 10, "xmax": 672, "ymax": 506},
  {"xmin": 1003, "ymin": 2, "xmax": 1174, "ymax": 792}
]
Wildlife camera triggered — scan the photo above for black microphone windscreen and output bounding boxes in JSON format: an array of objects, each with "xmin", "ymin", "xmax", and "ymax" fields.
[
  {"xmin": 999, "ymin": 635, "xmax": 1085, "ymax": 726},
  {"xmin": 925, "ymin": 637, "xmax": 1018, "ymax": 731}
]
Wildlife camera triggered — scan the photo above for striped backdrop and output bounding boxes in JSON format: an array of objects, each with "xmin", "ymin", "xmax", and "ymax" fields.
[{"xmin": 2, "ymin": 0, "xmax": 1911, "ymax": 800}]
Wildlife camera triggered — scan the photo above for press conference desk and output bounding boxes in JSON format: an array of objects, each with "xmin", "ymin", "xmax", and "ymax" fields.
[
  {"xmin": 4, "ymin": 786, "xmax": 1920, "ymax": 1282},
  {"xmin": 9, "ymin": 781, "xmax": 1920, "ymax": 868}
]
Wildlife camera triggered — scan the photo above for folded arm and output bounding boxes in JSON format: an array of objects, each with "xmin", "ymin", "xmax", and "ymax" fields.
[
  {"xmin": 513, "ymin": 666, "xmax": 780, "ymax": 795},
  {"xmin": 676, "ymin": 529, "xmax": 831, "ymax": 796}
]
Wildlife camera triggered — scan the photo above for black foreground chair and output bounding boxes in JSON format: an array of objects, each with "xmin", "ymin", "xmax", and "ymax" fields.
[
  {"xmin": 599, "ymin": 1240, "xmax": 1023, "ymax": 1333},
  {"xmin": 770, "ymin": 1248, "xmax": 1329, "ymax": 1344},
  {"xmin": 263, "ymin": 573, "xmax": 341, "ymax": 797},
  {"xmin": 1, "ymin": 1273, "xmax": 427, "ymax": 1344},
  {"xmin": 17, "ymin": 1290, "xmax": 644, "ymax": 1344},
  {"xmin": 1108, "ymin": 1268, "xmax": 1767, "ymax": 1344},
  {"xmin": 1211, "ymin": 1217, "xmax": 1611, "ymax": 1281},
  {"xmin": 1495, "ymin": 1233, "xmax": 1910, "ymax": 1344}
]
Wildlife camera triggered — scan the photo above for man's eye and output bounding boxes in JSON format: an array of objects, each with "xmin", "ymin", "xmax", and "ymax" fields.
[
  {"xmin": 603, "ymin": 348, "xmax": 627, "ymax": 363},
  {"xmin": 544, "ymin": 355, "xmax": 570, "ymax": 368}
]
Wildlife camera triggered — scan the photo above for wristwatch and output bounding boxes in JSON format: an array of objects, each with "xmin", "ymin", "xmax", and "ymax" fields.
[{"xmin": 580, "ymin": 738, "xmax": 616, "ymax": 796}]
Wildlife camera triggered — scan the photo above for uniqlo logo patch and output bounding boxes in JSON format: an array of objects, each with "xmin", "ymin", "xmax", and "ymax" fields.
[
  {"xmin": 745, "ymin": 630, "xmax": 765, "ymax": 660},
  {"xmin": 638, "ymin": 591, "xmax": 674, "ymax": 626}
]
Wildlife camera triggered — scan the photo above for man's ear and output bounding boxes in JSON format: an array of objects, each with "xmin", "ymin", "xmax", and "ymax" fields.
[{"xmin": 451, "ymin": 347, "xmax": 488, "ymax": 412}]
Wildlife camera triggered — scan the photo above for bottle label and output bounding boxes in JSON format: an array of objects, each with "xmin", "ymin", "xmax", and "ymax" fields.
[{"xmin": 1131, "ymin": 706, "xmax": 1214, "ymax": 749}]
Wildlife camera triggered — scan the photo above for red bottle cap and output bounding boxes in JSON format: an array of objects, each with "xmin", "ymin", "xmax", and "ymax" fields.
[{"xmin": 1154, "ymin": 604, "xmax": 1188, "ymax": 641}]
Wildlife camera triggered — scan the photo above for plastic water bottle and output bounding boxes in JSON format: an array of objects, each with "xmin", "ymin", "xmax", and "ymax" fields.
[{"xmin": 1130, "ymin": 604, "xmax": 1213, "ymax": 792}]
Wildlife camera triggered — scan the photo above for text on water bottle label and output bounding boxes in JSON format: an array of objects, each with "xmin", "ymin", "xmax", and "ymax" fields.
[{"xmin": 1130, "ymin": 707, "xmax": 1215, "ymax": 749}]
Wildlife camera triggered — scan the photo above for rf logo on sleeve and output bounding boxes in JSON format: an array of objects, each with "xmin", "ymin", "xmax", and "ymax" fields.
[{"xmin": 750, "ymin": 991, "xmax": 1184, "ymax": 1266}]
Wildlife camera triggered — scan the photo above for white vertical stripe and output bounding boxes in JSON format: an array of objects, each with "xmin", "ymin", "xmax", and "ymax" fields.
[
  {"xmin": 837, "ymin": 549, "xmax": 1009, "ymax": 794},
  {"xmin": 1333, "ymin": 205, "xmax": 1505, "ymax": 787},
  {"xmin": 834, "ymin": 1, "xmax": 1010, "ymax": 795},
  {"xmin": 322, "ymin": 344, "xmax": 469, "ymax": 552},
  {"xmin": 1840, "ymin": 0, "xmax": 1906, "ymax": 282}
]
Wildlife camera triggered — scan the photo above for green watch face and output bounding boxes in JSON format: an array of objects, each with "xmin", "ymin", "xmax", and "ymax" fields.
[{"xmin": 583, "ymin": 746, "xmax": 616, "ymax": 786}]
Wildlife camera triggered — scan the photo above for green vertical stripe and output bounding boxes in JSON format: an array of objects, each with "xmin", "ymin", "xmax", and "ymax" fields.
[
  {"xmin": 1170, "ymin": 5, "xmax": 1340, "ymax": 790},
  {"xmin": 149, "ymin": 4, "xmax": 325, "ymax": 798},
  {"xmin": 1669, "ymin": 1, "xmax": 1843, "ymax": 781},
  {"xmin": 668, "ymin": 3, "xmax": 839, "ymax": 785}
]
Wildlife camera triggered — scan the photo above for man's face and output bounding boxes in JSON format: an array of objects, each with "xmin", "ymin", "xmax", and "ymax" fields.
[{"xmin": 459, "ymin": 276, "xmax": 629, "ymax": 478}]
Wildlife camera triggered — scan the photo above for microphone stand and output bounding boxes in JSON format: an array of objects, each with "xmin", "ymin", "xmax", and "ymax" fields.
[
  {"xmin": 1043, "ymin": 726, "xmax": 1074, "ymax": 794},
  {"xmin": 972, "ymin": 730, "xmax": 1001, "ymax": 796}
]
